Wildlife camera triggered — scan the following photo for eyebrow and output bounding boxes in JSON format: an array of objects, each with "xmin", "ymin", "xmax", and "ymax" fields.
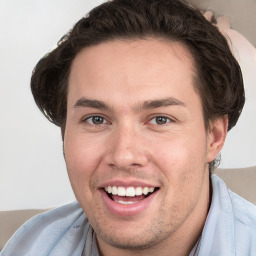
[
  {"xmin": 140, "ymin": 97, "xmax": 185, "ymax": 109},
  {"xmin": 74, "ymin": 97, "xmax": 185, "ymax": 110},
  {"xmin": 74, "ymin": 98, "xmax": 110, "ymax": 110}
]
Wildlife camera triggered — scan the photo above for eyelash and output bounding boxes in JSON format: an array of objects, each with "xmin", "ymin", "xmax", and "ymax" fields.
[
  {"xmin": 148, "ymin": 116, "xmax": 172, "ymax": 125},
  {"xmin": 82, "ymin": 115, "xmax": 173, "ymax": 127},
  {"xmin": 83, "ymin": 115, "xmax": 109, "ymax": 126}
]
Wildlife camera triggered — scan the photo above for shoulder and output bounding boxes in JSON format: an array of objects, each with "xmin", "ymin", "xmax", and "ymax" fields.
[
  {"xmin": 1, "ymin": 201, "xmax": 88, "ymax": 256},
  {"xmin": 229, "ymin": 190, "xmax": 256, "ymax": 255},
  {"xmin": 229, "ymin": 189, "xmax": 256, "ymax": 224},
  {"xmin": 214, "ymin": 174, "xmax": 256, "ymax": 227},
  {"xmin": 212, "ymin": 175, "xmax": 256, "ymax": 255}
]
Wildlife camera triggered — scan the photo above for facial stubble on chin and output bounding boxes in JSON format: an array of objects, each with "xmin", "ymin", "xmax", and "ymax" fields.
[{"xmin": 88, "ymin": 191, "xmax": 190, "ymax": 253}]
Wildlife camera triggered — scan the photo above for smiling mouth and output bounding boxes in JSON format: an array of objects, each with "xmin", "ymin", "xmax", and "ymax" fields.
[{"xmin": 103, "ymin": 186, "xmax": 160, "ymax": 205}]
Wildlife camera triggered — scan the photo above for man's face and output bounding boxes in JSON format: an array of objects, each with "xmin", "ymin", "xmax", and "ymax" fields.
[{"xmin": 64, "ymin": 39, "xmax": 219, "ymax": 252}]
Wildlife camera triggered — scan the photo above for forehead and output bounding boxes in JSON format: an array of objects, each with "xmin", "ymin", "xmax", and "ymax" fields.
[{"xmin": 67, "ymin": 39, "xmax": 199, "ymax": 108}]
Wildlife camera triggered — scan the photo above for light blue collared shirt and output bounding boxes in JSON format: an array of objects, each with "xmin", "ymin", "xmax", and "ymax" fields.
[{"xmin": 1, "ymin": 175, "xmax": 256, "ymax": 256}]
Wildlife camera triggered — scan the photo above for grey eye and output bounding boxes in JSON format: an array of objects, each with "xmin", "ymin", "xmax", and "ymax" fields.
[
  {"xmin": 150, "ymin": 116, "xmax": 171, "ymax": 125},
  {"xmin": 87, "ymin": 116, "xmax": 106, "ymax": 125}
]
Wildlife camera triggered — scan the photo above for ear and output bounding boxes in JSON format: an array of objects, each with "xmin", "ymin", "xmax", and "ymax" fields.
[{"xmin": 207, "ymin": 116, "xmax": 228, "ymax": 163}]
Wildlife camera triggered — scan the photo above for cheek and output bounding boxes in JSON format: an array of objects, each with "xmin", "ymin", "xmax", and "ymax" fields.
[
  {"xmin": 149, "ymin": 130, "xmax": 208, "ymax": 206},
  {"xmin": 150, "ymin": 133, "xmax": 207, "ymax": 171},
  {"xmin": 154, "ymin": 137, "xmax": 208, "ymax": 220},
  {"xmin": 64, "ymin": 134, "xmax": 104, "ymax": 191}
]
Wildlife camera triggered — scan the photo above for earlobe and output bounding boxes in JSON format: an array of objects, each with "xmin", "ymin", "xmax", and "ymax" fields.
[{"xmin": 207, "ymin": 116, "xmax": 228, "ymax": 163}]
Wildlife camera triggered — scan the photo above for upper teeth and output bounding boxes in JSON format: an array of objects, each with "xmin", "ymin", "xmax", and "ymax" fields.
[{"xmin": 104, "ymin": 186, "xmax": 155, "ymax": 197}]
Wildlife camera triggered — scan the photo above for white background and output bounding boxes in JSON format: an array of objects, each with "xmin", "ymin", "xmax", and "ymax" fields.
[{"xmin": 0, "ymin": 0, "xmax": 255, "ymax": 210}]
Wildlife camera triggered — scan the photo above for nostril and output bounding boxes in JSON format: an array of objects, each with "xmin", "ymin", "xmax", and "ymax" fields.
[{"xmin": 109, "ymin": 163, "xmax": 116, "ymax": 168}]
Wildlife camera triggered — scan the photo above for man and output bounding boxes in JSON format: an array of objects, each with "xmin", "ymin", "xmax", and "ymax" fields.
[{"xmin": 2, "ymin": 0, "xmax": 256, "ymax": 255}]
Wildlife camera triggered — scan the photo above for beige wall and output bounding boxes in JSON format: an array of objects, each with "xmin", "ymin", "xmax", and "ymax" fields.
[{"xmin": 189, "ymin": 0, "xmax": 256, "ymax": 46}]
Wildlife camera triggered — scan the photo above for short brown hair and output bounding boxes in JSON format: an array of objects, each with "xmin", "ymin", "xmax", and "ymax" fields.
[{"xmin": 31, "ymin": 0, "xmax": 245, "ymax": 169}]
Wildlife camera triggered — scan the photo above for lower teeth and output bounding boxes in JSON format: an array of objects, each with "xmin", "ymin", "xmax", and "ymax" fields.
[{"xmin": 115, "ymin": 200, "xmax": 137, "ymax": 205}]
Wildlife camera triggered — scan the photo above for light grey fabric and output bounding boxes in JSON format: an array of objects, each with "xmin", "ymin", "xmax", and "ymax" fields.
[
  {"xmin": 0, "ymin": 209, "xmax": 49, "ymax": 251},
  {"xmin": 1, "ymin": 202, "xmax": 87, "ymax": 255},
  {"xmin": 215, "ymin": 166, "xmax": 256, "ymax": 205},
  {"xmin": 198, "ymin": 175, "xmax": 256, "ymax": 255}
]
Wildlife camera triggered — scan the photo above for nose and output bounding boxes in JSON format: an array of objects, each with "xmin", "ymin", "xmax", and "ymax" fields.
[{"xmin": 106, "ymin": 125, "xmax": 149, "ymax": 169}]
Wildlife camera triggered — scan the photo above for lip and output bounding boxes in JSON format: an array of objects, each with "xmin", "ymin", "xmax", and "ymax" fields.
[{"xmin": 99, "ymin": 187, "xmax": 159, "ymax": 216}]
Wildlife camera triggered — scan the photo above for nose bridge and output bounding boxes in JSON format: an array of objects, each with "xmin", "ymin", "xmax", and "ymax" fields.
[{"xmin": 108, "ymin": 122, "xmax": 147, "ymax": 168}]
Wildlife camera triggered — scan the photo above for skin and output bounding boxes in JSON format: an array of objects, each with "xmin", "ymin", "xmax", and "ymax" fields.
[{"xmin": 64, "ymin": 39, "xmax": 228, "ymax": 256}]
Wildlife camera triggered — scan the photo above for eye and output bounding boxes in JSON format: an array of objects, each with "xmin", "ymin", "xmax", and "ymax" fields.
[
  {"xmin": 149, "ymin": 116, "xmax": 172, "ymax": 125},
  {"xmin": 85, "ymin": 116, "xmax": 107, "ymax": 125}
]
